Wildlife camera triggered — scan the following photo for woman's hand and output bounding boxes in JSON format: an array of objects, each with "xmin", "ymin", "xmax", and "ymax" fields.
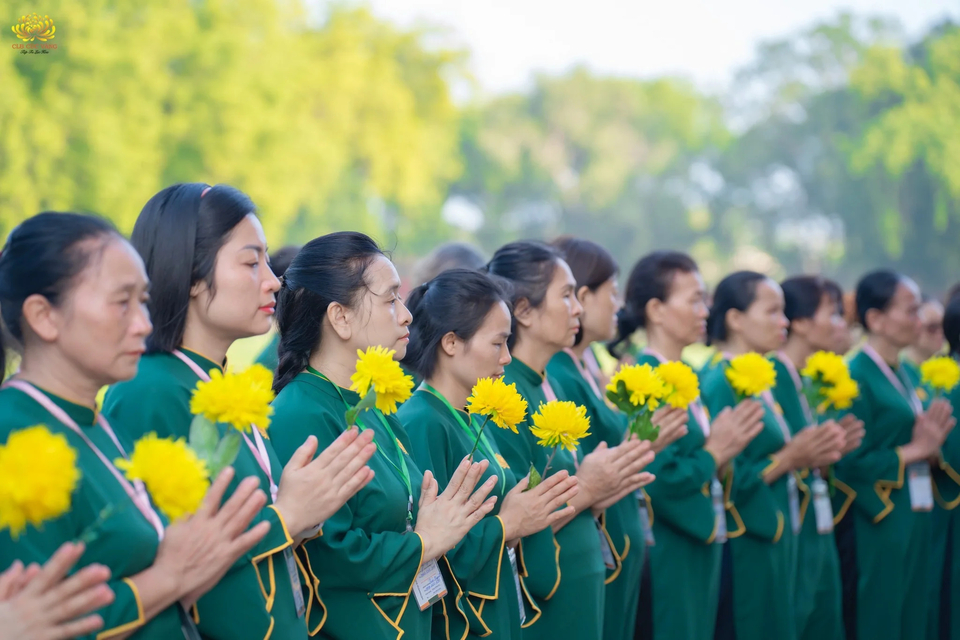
[
  {"xmin": 274, "ymin": 430, "xmax": 377, "ymax": 537},
  {"xmin": 576, "ymin": 439, "xmax": 656, "ymax": 509},
  {"xmin": 415, "ymin": 458, "xmax": 499, "ymax": 560},
  {"xmin": 901, "ymin": 400, "xmax": 956, "ymax": 464},
  {"xmin": 0, "ymin": 542, "xmax": 114, "ymax": 640},
  {"xmin": 781, "ymin": 423, "xmax": 846, "ymax": 471},
  {"xmin": 650, "ymin": 406, "xmax": 689, "ymax": 453},
  {"xmin": 704, "ymin": 401, "xmax": 765, "ymax": 469},
  {"xmin": 837, "ymin": 414, "xmax": 865, "ymax": 456},
  {"xmin": 497, "ymin": 471, "xmax": 579, "ymax": 540}
]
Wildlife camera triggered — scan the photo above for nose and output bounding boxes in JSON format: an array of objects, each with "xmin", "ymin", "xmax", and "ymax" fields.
[
  {"xmin": 398, "ymin": 298, "xmax": 413, "ymax": 327},
  {"xmin": 134, "ymin": 301, "xmax": 153, "ymax": 338},
  {"xmin": 501, "ymin": 345, "xmax": 513, "ymax": 367},
  {"xmin": 264, "ymin": 261, "xmax": 281, "ymax": 294},
  {"xmin": 571, "ymin": 294, "xmax": 584, "ymax": 318}
]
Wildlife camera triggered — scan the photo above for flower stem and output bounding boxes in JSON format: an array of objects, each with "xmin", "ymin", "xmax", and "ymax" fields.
[
  {"xmin": 468, "ymin": 415, "xmax": 491, "ymax": 461},
  {"xmin": 541, "ymin": 446, "xmax": 559, "ymax": 480}
]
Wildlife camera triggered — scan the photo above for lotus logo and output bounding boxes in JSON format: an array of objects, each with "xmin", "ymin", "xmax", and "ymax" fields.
[{"xmin": 12, "ymin": 13, "xmax": 55, "ymax": 42}]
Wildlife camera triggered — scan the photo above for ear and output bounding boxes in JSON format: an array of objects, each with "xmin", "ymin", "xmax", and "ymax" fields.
[
  {"xmin": 20, "ymin": 293, "xmax": 61, "ymax": 343},
  {"xmin": 576, "ymin": 285, "xmax": 591, "ymax": 305},
  {"xmin": 326, "ymin": 301, "xmax": 353, "ymax": 341},
  {"xmin": 189, "ymin": 278, "xmax": 207, "ymax": 299},
  {"xmin": 864, "ymin": 308, "xmax": 884, "ymax": 335},
  {"xmin": 790, "ymin": 317, "xmax": 812, "ymax": 339},
  {"xmin": 725, "ymin": 307, "xmax": 744, "ymax": 336},
  {"xmin": 513, "ymin": 297, "xmax": 536, "ymax": 329},
  {"xmin": 645, "ymin": 297, "xmax": 665, "ymax": 327},
  {"xmin": 440, "ymin": 331, "xmax": 459, "ymax": 358}
]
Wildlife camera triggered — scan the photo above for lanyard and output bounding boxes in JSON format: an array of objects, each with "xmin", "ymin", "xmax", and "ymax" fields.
[
  {"xmin": 862, "ymin": 345, "xmax": 923, "ymax": 417},
  {"xmin": 3, "ymin": 380, "xmax": 165, "ymax": 540},
  {"xmin": 539, "ymin": 371, "xmax": 580, "ymax": 469},
  {"xmin": 775, "ymin": 351, "xmax": 815, "ymax": 426},
  {"xmin": 641, "ymin": 347, "xmax": 711, "ymax": 437},
  {"xmin": 418, "ymin": 384, "xmax": 505, "ymax": 496},
  {"xmin": 562, "ymin": 348, "xmax": 604, "ymax": 399},
  {"xmin": 173, "ymin": 350, "xmax": 279, "ymax": 502},
  {"xmin": 306, "ymin": 367, "xmax": 415, "ymax": 527},
  {"xmin": 760, "ymin": 390, "xmax": 793, "ymax": 444}
]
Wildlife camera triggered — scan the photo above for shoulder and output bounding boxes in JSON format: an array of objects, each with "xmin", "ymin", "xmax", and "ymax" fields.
[
  {"xmin": 105, "ymin": 353, "xmax": 195, "ymax": 408},
  {"xmin": 0, "ymin": 387, "xmax": 49, "ymax": 436}
]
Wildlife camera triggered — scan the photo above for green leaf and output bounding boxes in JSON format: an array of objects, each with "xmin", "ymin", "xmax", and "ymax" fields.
[
  {"xmin": 526, "ymin": 463, "xmax": 542, "ymax": 491},
  {"xmin": 345, "ymin": 389, "xmax": 378, "ymax": 426},
  {"xmin": 209, "ymin": 431, "xmax": 243, "ymax": 477},
  {"xmin": 189, "ymin": 414, "xmax": 219, "ymax": 462}
]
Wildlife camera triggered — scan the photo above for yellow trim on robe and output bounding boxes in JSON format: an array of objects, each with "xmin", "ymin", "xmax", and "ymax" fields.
[
  {"xmin": 464, "ymin": 597, "xmax": 493, "ymax": 638},
  {"xmin": 374, "ymin": 532, "xmax": 425, "ymax": 597},
  {"xmin": 514, "ymin": 541, "xmax": 543, "ymax": 629},
  {"xmin": 96, "ymin": 578, "xmax": 146, "ymax": 639},
  {"xmin": 600, "ymin": 511, "xmax": 624, "ymax": 585},
  {"xmin": 192, "ymin": 603, "xmax": 200, "ymax": 625},
  {"xmin": 295, "ymin": 550, "xmax": 327, "ymax": 636},
  {"xmin": 263, "ymin": 616, "xmax": 275, "ymax": 640},
  {"xmin": 797, "ymin": 473, "xmax": 811, "ymax": 526},
  {"xmin": 642, "ymin": 488, "xmax": 654, "ymax": 528},
  {"xmin": 252, "ymin": 506, "xmax": 295, "ymax": 562},
  {"xmin": 832, "ymin": 478, "xmax": 857, "ymax": 525},
  {"xmin": 723, "ymin": 466, "xmax": 747, "ymax": 539},
  {"xmin": 935, "ymin": 453, "xmax": 960, "ymax": 510},
  {"xmin": 543, "ymin": 538, "xmax": 563, "ymax": 601},
  {"xmin": 762, "ymin": 455, "xmax": 781, "ymax": 476},
  {"xmin": 467, "ymin": 516, "xmax": 506, "ymax": 599},
  {"xmin": 440, "ymin": 555, "xmax": 471, "ymax": 640},
  {"xmin": 771, "ymin": 511, "xmax": 785, "ymax": 544},
  {"xmin": 872, "ymin": 447, "xmax": 906, "ymax": 524}
]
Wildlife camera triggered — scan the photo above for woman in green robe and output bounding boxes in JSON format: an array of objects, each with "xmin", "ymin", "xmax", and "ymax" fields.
[
  {"xmin": 267, "ymin": 232, "xmax": 499, "ymax": 640},
  {"xmin": 104, "ymin": 184, "xmax": 377, "ymax": 640},
  {"xmin": 0, "ymin": 212, "xmax": 269, "ymax": 640},
  {"xmin": 485, "ymin": 241, "xmax": 656, "ymax": 640},
  {"xmin": 702, "ymin": 271, "xmax": 846, "ymax": 640},
  {"xmin": 834, "ymin": 270, "xmax": 955, "ymax": 640},
  {"xmin": 607, "ymin": 251, "xmax": 765, "ymax": 640},
  {"xmin": 545, "ymin": 238, "xmax": 688, "ymax": 640},
  {"xmin": 772, "ymin": 276, "xmax": 865, "ymax": 640},
  {"xmin": 398, "ymin": 268, "xmax": 580, "ymax": 639}
]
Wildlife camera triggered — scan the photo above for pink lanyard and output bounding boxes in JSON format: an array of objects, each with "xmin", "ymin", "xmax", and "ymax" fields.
[
  {"xmin": 582, "ymin": 348, "xmax": 605, "ymax": 387},
  {"xmin": 173, "ymin": 350, "xmax": 279, "ymax": 501},
  {"xmin": 539, "ymin": 372, "xmax": 580, "ymax": 469},
  {"xmin": 862, "ymin": 345, "xmax": 923, "ymax": 417},
  {"xmin": 562, "ymin": 348, "xmax": 604, "ymax": 399},
  {"xmin": 3, "ymin": 380, "xmax": 165, "ymax": 540},
  {"xmin": 775, "ymin": 351, "xmax": 815, "ymax": 426},
  {"xmin": 642, "ymin": 347, "xmax": 711, "ymax": 437}
]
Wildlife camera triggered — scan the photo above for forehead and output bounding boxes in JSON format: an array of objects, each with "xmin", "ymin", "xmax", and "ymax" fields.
[
  {"xmin": 892, "ymin": 280, "xmax": 921, "ymax": 307},
  {"xmin": 365, "ymin": 254, "xmax": 400, "ymax": 289},
  {"xmin": 755, "ymin": 278, "xmax": 784, "ymax": 302},
  {"xmin": 74, "ymin": 237, "xmax": 147, "ymax": 291},
  {"xmin": 552, "ymin": 259, "xmax": 574, "ymax": 286},
  {"xmin": 224, "ymin": 214, "xmax": 266, "ymax": 248}
]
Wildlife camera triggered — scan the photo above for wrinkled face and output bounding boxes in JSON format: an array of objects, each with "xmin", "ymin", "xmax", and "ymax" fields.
[
  {"xmin": 579, "ymin": 277, "xmax": 621, "ymax": 344},
  {"xmin": 523, "ymin": 259, "xmax": 583, "ymax": 351},
  {"xmin": 914, "ymin": 300, "xmax": 945, "ymax": 359},
  {"xmin": 868, "ymin": 279, "xmax": 922, "ymax": 349},
  {"xmin": 794, "ymin": 293, "xmax": 844, "ymax": 352},
  {"xmin": 40, "ymin": 237, "xmax": 153, "ymax": 385},
  {"xmin": 349, "ymin": 255, "xmax": 413, "ymax": 358},
  {"xmin": 190, "ymin": 214, "xmax": 280, "ymax": 342},
  {"xmin": 731, "ymin": 279, "xmax": 788, "ymax": 353},
  {"xmin": 450, "ymin": 301, "xmax": 513, "ymax": 388},
  {"xmin": 658, "ymin": 270, "xmax": 709, "ymax": 348}
]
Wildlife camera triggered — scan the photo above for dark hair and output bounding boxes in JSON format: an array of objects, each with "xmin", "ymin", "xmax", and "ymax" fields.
[
  {"xmin": 131, "ymin": 183, "xmax": 255, "ymax": 353},
  {"xmin": 269, "ymin": 246, "xmax": 302, "ymax": 279},
  {"xmin": 401, "ymin": 269, "xmax": 509, "ymax": 380},
  {"xmin": 412, "ymin": 242, "xmax": 486, "ymax": 287},
  {"xmin": 946, "ymin": 282, "xmax": 960, "ymax": 306},
  {"xmin": 823, "ymin": 279, "xmax": 844, "ymax": 315},
  {"xmin": 485, "ymin": 241, "xmax": 562, "ymax": 348},
  {"xmin": 781, "ymin": 276, "xmax": 829, "ymax": 332},
  {"xmin": 610, "ymin": 250, "xmax": 698, "ymax": 356},
  {"xmin": 705, "ymin": 271, "xmax": 768, "ymax": 346},
  {"xmin": 273, "ymin": 232, "xmax": 384, "ymax": 394},
  {"xmin": 854, "ymin": 270, "xmax": 902, "ymax": 332},
  {"xmin": 0, "ymin": 212, "xmax": 118, "ymax": 375},
  {"xmin": 944, "ymin": 295, "xmax": 960, "ymax": 357},
  {"xmin": 551, "ymin": 237, "xmax": 618, "ymax": 346}
]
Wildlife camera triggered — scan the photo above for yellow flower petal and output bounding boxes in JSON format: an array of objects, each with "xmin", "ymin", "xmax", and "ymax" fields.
[
  {"xmin": 467, "ymin": 377, "xmax": 528, "ymax": 433},
  {"xmin": 921, "ymin": 356, "xmax": 960, "ymax": 394},
  {"xmin": 725, "ymin": 353, "xmax": 776, "ymax": 397},
  {"xmin": 350, "ymin": 346, "xmax": 414, "ymax": 415},
  {"xmin": 190, "ymin": 364, "xmax": 275, "ymax": 435},
  {"xmin": 655, "ymin": 361, "xmax": 700, "ymax": 410},
  {"xmin": 529, "ymin": 401, "xmax": 592, "ymax": 452},
  {"xmin": 116, "ymin": 433, "xmax": 209, "ymax": 522}
]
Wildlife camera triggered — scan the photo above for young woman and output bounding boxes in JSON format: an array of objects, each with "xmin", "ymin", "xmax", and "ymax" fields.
[
  {"xmin": 903, "ymin": 296, "xmax": 945, "ymax": 381},
  {"xmin": 104, "ymin": 184, "xmax": 377, "ymax": 639},
  {"xmin": 612, "ymin": 251, "xmax": 764, "ymax": 640},
  {"xmin": 701, "ymin": 270, "xmax": 846, "ymax": 640},
  {"xmin": 772, "ymin": 276, "xmax": 865, "ymax": 640},
  {"xmin": 834, "ymin": 270, "xmax": 955, "ymax": 640},
  {"xmin": 485, "ymin": 241, "xmax": 656, "ymax": 640},
  {"xmin": 255, "ymin": 245, "xmax": 301, "ymax": 371},
  {"xmin": 268, "ymin": 232, "xmax": 498, "ymax": 640},
  {"xmin": 544, "ymin": 238, "xmax": 686, "ymax": 640},
  {"xmin": 399, "ymin": 268, "xmax": 580, "ymax": 639},
  {"xmin": 0, "ymin": 212, "xmax": 269, "ymax": 639}
]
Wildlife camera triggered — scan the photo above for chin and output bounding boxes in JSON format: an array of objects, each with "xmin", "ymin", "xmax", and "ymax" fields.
[{"xmin": 393, "ymin": 343, "xmax": 408, "ymax": 360}]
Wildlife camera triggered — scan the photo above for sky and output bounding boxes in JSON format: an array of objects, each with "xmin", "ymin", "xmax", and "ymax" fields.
[{"xmin": 365, "ymin": 0, "xmax": 959, "ymax": 94}]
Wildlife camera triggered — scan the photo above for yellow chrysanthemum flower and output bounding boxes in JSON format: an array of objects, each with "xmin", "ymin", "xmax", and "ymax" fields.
[
  {"xmin": 725, "ymin": 353, "xmax": 776, "ymax": 398},
  {"xmin": 467, "ymin": 377, "xmax": 528, "ymax": 433},
  {"xmin": 190, "ymin": 364, "xmax": 275, "ymax": 436},
  {"xmin": 819, "ymin": 375, "xmax": 860, "ymax": 412},
  {"xmin": 607, "ymin": 363, "xmax": 666, "ymax": 411},
  {"xmin": 0, "ymin": 425, "xmax": 80, "ymax": 539},
  {"xmin": 529, "ymin": 401, "xmax": 592, "ymax": 452},
  {"xmin": 655, "ymin": 361, "xmax": 700, "ymax": 410},
  {"xmin": 351, "ymin": 346, "xmax": 414, "ymax": 415},
  {"xmin": 921, "ymin": 356, "xmax": 960, "ymax": 394},
  {"xmin": 115, "ymin": 433, "xmax": 210, "ymax": 522},
  {"xmin": 801, "ymin": 351, "xmax": 849, "ymax": 385}
]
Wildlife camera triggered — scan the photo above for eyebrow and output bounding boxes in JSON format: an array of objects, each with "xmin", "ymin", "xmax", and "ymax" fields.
[{"xmin": 239, "ymin": 244, "xmax": 264, "ymax": 254}]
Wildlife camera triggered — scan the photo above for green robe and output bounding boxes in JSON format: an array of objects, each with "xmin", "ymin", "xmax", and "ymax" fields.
[
  {"xmin": 700, "ymin": 355, "xmax": 798, "ymax": 640},
  {"xmin": 103, "ymin": 349, "xmax": 314, "ymax": 640},
  {"xmin": 546, "ymin": 350, "xmax": 644, "ymax": 640},
  {"xmin": 254, "ymin": 333, "xmax": 280, "ymax": 372},
  {"xmin": 0, "ymin": 385, "xmax": 186, "ymax": 639},
  {"xmin": 269, "ymin": 370, "xmax": 467, "ymax": 640},
  {"xmin": 493, "ymin": 358, "xmax": 605, "ymax": 640},
  {"xmin": 770, "ymin": 355, "xmax": 844, "ymax": 640},
  {"xmin": 398, "ymin": 388, "xmax": 539, "ymax": 639},
  {"xmin": 834, "ymin": 350, "xmax": 931, "ymax": 640},
  {"xmin": 632, "ymin": 353, "xmax": 722, "ymax": 640}
]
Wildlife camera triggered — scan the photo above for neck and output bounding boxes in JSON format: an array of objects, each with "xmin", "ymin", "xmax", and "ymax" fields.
[
  {"xmin": 569, "ymin": 339, "xmax": 591, "ymax": 360},
  {"xmin": 309, "ymin": 340, "xmax": 358, "ymax": 389},
  {"xmin": 425, "ymin": 368, "xmax": 471, "ymax": 411},
  {"xmin": 902, "ymin": 346, "xmax": 928, "ymax": 366},
  {"xmin": 718, "ymin": 334, "xmax": 754, "ymax": 358},
  {"xmin": 180, "ymin": 316, "xmax": 234, "ymax": 367},
  {"xmin": 645, "ymin": 327, "xmax": 685, "ymax": 362},
  {"xmin": 511, "ymin": 335, "xmax": 556, "ymax": 375},
  {"xmin": 17, "ymin": 348, "xmax": 102, "ymax": 409},
  {"xmin": 867, "ymin": 334, "xmax": 902, "ymax": 367},
  {"xmin": 781, "ymin": 336, "xmax": 814, "ymax": 370}
]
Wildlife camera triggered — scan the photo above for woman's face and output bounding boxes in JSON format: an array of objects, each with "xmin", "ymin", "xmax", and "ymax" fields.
[
  {"xmin": 578, "ymin": 276, "xmax": 621, "ymax": 344},
  {"xmin": 731, "ymin": 278, "xmax": 788, "ymax": 353},
  {"xmin": 521, "ymin": 259, "xmax": 583, "ymax": 352},
  {"xmin": 656, "ymin": 269, "xmax": 709, "ymax": 348},
  {"xmin": 350, "ymin": 255, "xmax": 413, "ymax": 358},
  {"xmin": 870, "ymin": 279, "xmax": 922, "ymax": 349},
  {"xmin": 914, "ymin": 300, "xmax": 945, "ymax": 359},
  {"xmin": 190, "ymin": 214, "xmax": 280, "ymax": 342},
  {"xmin": 450, "ymin": 301, "xmax": 513, "ymax": 388},
  {"xmin": 38, "ymin": 237, "xmax": 153, "ymax": 386},
  {"xmin": 794, "ymin": 293, "xmax": 843, "ymax": 352}
]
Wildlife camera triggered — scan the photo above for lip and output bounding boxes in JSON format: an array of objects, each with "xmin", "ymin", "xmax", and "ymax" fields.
[
  {"xmin": 399, "ymin": 332, "xmax": 410, "ymax": 342},
  {"xmin": 259, "ymin": 304, "xmax": 276, "ymax": 314},
  {"xmin": 126, "ymin": 349, "xmax": 145, "ymax": 357}
]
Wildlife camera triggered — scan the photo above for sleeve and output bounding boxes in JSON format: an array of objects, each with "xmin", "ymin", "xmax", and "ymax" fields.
[
  {"xmin": 643, "ymin": 434, "xmax": 718, "ymax": 543},
  {"xmin": 103, "ymin": 379, "xmax": 191, "ymax": 442},
  {"xmin": 934, "ymin": 426, "xmax": 960, "ymax": 509}
]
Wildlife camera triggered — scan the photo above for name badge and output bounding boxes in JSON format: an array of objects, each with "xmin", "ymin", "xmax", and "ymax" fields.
[
  {"xmin": 710, "ymin": 478, "xmax": 727, "ymax": 544},
  {"xmin": 908, "ymin": 462, "xmax": 934, "ymax": 512},
  {"xmin": 811, "ymin": 476, "xmax": 834, "ymax": 534},
  {"xmin": 637, "ymin": 492, "xmax": 655, "ymax": 546},
  {"xmin": 507, "ymin": 547, "xmax": 526, "ymax": 625},
  {"xmin": 595, "ymin": 518, "xmax": 617, "ymax": 569},
  {"xmin": 284, "ymin": 548, "xmax": 306, "ymax": 618},
  {"xmin": 412, "ymin": 559, "xmax": 448, "ymax": 611},
  {"xmin": 787, "ymin": 474, "xmax": 801, "ymax": 535}
]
